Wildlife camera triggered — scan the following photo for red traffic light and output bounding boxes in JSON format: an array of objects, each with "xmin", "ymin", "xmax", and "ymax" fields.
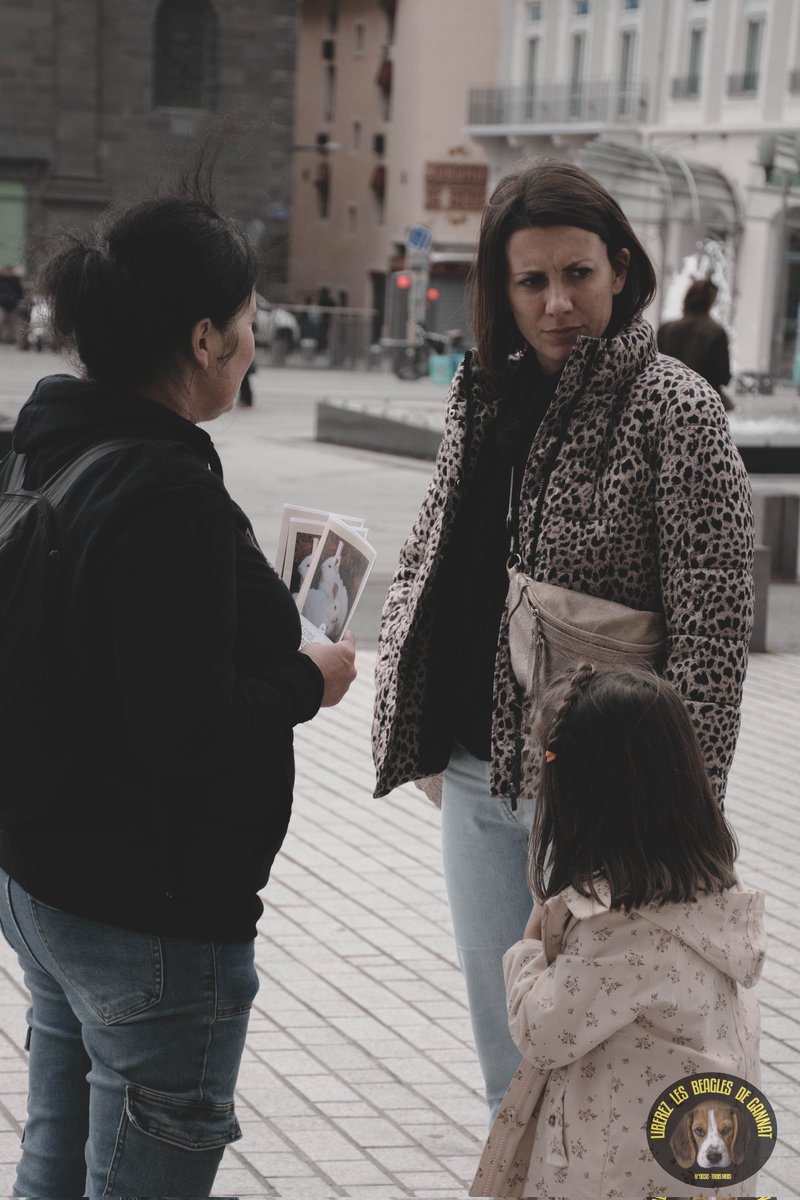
[
  {"xmin": 395, "ymin": 273, "xmax": 411, "ymax": 290},
  {"xmin": 425, "ymin": 287, "xmax": 440, "ymax": 302}
]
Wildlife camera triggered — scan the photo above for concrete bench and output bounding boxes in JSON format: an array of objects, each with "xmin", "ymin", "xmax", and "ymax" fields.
[{"xmin": 752, "ymin": 487, "xmax": 799, "ymax": 581}]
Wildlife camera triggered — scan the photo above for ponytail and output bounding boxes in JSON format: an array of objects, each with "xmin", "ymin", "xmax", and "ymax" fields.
[{"xmin": 38, "ymin": 192, "xmax": 257, "ymax": 388}]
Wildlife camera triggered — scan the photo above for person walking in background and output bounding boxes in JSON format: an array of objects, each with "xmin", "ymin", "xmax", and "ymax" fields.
[
  {"xmin": 372, "ymin": 159, "xmax": 754, "ymax": 1120},
  {"xmin": 471, "ymin": 665, "xmax": 764, "ymax": 1199},
  {"xmin": 238, "ymin": 359, "xmax": 255, "ymax": 406},
  {"xmin": 0, "ymin": 264, "xmax": 24, "ymax": 345},
  {"xmin": 658, "ymin": 276, "xmax": 733, "ymax": 410},
  {"xmin": 316, "ymin": 283, "xmax": 336, "ymax": 352},
  {"xmin": 0, "ymin": 186, "xmax": 356, "ymax": 1198}
]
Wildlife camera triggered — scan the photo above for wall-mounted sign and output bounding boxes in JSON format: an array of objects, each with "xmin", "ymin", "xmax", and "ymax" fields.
[{"xmin": 424, "ymin": 162, "xmax": 488, "ymax": 212}]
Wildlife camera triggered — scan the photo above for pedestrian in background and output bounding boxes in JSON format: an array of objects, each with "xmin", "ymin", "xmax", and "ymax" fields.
[
  {"xmin": 0, "ymin": 186, "xmax": 356, "ymax": 1197},
  {"xmin": 372, "ymin": 159, "xmax": 754, "ymax": 1119},
  {"xmin": 658, "ymin": 276, "xmax": 733, "ymax": 410},
  {"xmin": 0, "ymin": 264, "xmax": 23, "ymax": 345}
]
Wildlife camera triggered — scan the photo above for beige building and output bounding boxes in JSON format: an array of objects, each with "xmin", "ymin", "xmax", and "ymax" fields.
[
  {"xmin": 288, "ymin": 0, "xmax": 500, "ymax": 340},
  {"xmin": 467, "ymin": 0, "xmax": 800, "ymax": 378}
]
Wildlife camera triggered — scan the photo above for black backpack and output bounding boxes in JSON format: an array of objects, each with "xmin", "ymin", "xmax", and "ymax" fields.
[{"xmin": 0, "ymin": 438, "xmax": 134, "ymax": 825}]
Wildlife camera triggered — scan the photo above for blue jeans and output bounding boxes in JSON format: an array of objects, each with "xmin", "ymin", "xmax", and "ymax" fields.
[
  {"xmin": 0, "ymin": 867, "xmax": 258, "ymax": 1198},
  {"xmin": 441, "ymin": 743, "xmax": 534, "ymax": 1122}
]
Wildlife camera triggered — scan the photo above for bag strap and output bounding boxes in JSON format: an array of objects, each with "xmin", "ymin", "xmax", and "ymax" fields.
[{"xmin": 6, "ymin": 439, "xmax": 138, "ymax": 506}]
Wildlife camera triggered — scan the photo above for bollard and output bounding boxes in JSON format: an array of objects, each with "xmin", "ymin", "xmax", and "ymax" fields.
[
  {"xmin": 752, "ymin": 491, "xmax": 800, "ymax": 581},
  {"xmin": 749, "ymin": 543, "xmax": 770, "ymax": 654}
]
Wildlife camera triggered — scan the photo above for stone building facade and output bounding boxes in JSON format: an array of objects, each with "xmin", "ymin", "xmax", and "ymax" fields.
[{"xmin": 0, "ymin": 0, "xmax": 297, "ymax": 293}]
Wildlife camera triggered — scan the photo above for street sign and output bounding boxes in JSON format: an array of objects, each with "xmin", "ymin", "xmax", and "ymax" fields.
[{"xmin": 406, "ymin": 225, "xmax": 432, "ymax": 254}]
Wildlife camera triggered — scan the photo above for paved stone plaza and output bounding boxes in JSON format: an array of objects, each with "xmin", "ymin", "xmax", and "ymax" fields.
[{"xmin": 0, "ymin": 348, "xmax": 798, "ymax": 1197}]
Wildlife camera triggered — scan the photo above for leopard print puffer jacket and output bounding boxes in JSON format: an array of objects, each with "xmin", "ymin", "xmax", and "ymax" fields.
[{"xmin": 372, "ymin": 318, "xmax": 754, "ymax": 804}]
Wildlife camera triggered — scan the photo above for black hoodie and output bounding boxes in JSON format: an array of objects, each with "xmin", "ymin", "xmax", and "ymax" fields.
[{"xmin": 0, "ymin": 375, "xmax": 324, "ymax": 941}]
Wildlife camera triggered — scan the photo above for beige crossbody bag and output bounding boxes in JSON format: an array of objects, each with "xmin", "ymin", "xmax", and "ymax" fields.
[{"xmin": 505, "ymin": 464, "xmax": 667, "ymax": 703}]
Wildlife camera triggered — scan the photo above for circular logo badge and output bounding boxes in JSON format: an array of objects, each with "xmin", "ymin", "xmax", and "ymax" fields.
[{"xmin": 646, "ymin": 1072, "xmax": 777, "ymax": 1189}]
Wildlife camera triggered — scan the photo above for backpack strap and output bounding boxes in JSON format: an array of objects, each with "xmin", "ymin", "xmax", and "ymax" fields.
[
  {"xmin": 6, "ymin": 439, "xmax": 138, "ymax": 505},
  {"xmin": 4, "ymin": 452, "xmax": 27, "ymax": 491}
]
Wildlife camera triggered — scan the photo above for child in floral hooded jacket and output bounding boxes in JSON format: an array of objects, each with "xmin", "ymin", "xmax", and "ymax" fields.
[{"xmin": 471, "ymin": 666, "xmax": 765, "ymax": 1200}]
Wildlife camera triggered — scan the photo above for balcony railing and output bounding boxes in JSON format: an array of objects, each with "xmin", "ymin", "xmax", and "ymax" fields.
[
  {"xmin": 467, "ymin": 79, "xmax": 648, "ymax": 127},
  {"xmin": 727, "ymin": 71, "xmax": 759, "ymax": 96},
  {"xmin": 789, "ymin": 68, "xmax": 800, "ymax": 94},
  {"xmin": 671, "ymin": 74, "xmax": 701, "ymax": 100}
]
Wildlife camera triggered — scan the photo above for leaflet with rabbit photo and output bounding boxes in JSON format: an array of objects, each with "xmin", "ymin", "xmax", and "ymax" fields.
[
  {"xmin": 276, "ymin": 503, "xmax": 366, "ymax": 584},
  {"xmin": 278, "ymin": 506, "xmax": 375, "ymax": 644}
]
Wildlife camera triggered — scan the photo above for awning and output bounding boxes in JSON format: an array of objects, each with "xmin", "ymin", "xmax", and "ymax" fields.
[
  {"xmin": 370, "ymin": 164, "xmax": 386, "ymax": 198},
  {"xmin": 576, "ymin": 139, "xmax": 742, "ymax": 234},
  {"xmin": 376, "ymin": 57, "xmax": 392, "ymax": 92}
]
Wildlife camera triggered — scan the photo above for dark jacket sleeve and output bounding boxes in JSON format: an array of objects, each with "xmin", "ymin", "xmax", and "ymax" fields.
[
  {"xmin": 102, "ymin": 475, "xmax": 322, "ymax": 783},
  {"xmin": 654, "ymin": 383, "xmax": 754, "ymax": 801}
]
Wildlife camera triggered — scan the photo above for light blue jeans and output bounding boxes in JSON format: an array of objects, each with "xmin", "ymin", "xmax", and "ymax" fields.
[
  {"xmin": 0, "ymin": 867, "xmax": 258, "ymax": 1198},
  {"xmin": 441, "ymin": 743, "xmax": 534, "ymax": 1122}
]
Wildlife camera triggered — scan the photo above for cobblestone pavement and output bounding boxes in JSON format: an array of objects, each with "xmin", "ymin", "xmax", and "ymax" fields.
[{"xmin": 0, "ymin": 651, "xmax": 797, "ymax": 1198}]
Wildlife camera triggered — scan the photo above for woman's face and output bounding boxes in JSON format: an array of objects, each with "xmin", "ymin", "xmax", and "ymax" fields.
[
  {"xmin": 214, "ymin": 289, "xmax": 257, "ymax": 416},
  {"xmin": 188, "ymin": 289, "xmax": 257, "ymax": 423},
  {"xmin": 505, "ymin": 226, "xmax": 629, "ymax": 376}
]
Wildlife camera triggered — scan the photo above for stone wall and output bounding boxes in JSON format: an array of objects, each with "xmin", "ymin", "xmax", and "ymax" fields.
[{"xmin": 0, "ymin": 0, "xmax": 297, "ymax": 291}]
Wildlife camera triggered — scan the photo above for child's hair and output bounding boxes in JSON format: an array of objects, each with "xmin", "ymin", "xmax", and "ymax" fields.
[{"xmin": 529, "ymin": 664, "xmax": 738, "ymax": 911}]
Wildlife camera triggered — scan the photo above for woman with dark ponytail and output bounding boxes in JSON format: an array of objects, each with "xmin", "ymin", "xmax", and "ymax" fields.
[{"xmin": 0, "ymin": 191, "xmax": 356, "ymax": 1197}]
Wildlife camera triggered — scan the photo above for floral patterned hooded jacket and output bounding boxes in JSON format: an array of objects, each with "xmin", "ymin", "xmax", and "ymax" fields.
[
  {"xmin": 372, "ymin": 318, "xmax": 754, "ymax": 804},
  {"xmin": 470, "ymin": 878, "xmax": 766, "ymax": 1199}
]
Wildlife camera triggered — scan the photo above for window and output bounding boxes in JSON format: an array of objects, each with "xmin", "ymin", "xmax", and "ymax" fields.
[
  {"xmin": 383, "ymin": 0, "xmax": 396, "ymax": 44},
  {"xmin": 315, "ymin": 161, "xmax": 331, "ymax": 219},
  {"xmin": 618, "ymin": 29, "xmax": 635, "ymax": 113},
  {"xmin": 327, "ymin": 0, "xmax": 339, "ymax": 33},
  {"xmin": 574, "ymin": 0, "xmax": 589, "ymax": 14},
  {"xmin": 370, "ymin": 164, "xmax": 386, "ymax": 223},
  {"xmin": 351, "ymin": 119, "xmax": 362, "ymax": 151},
  {"xmin": 526, "ymin": 37, "xmax": 539, "ymax": 88},
  {"xmin": 688, "ymin": 25, "xmax": 704, "ymax": 92},
  {"xmin": 623, "ymin": 0, "xmax": 639, "ymax": 8},
  {"xmin": 744, "ymin": 17, "xmax": 764, "ymax": 87},
  {"xmin": 354, "ymin": 22, "xmax": 365, "ymax": 53},
  {"xmin": 153, "ymin": 0, "xmax": 219, "ymax": 110},
  {"xmin": 570, "ymin": 32, "xmax": 585, "ymax": 115},
  {"xmin": 347, "ymin": 204, "xmax": 358, "ymax": 235},
  {"xmin": 527, "ymin": 1, "xmax": 542, "ymax": 20},
  {"xmin": 377, "ymin": 54, "xmax": 392, "ymax": 120},
  {"xmin": 323, "ymin": 63, "xmax": 336, "ymax": 122},
  {"xmin": 525, "ymin": 36, "xmax": 539, "ymax": 118}
]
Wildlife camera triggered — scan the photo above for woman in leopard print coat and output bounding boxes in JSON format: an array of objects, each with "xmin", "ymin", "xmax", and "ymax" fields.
[{"xmin": 372, "ymin": 161, "xmax": 754, "ymax": 1119}]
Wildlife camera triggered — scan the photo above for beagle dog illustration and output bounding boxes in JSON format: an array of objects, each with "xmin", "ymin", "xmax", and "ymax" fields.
[{"xmin": 670, "ymin": 1101, "xmax": 748, "ymax": 1171}]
